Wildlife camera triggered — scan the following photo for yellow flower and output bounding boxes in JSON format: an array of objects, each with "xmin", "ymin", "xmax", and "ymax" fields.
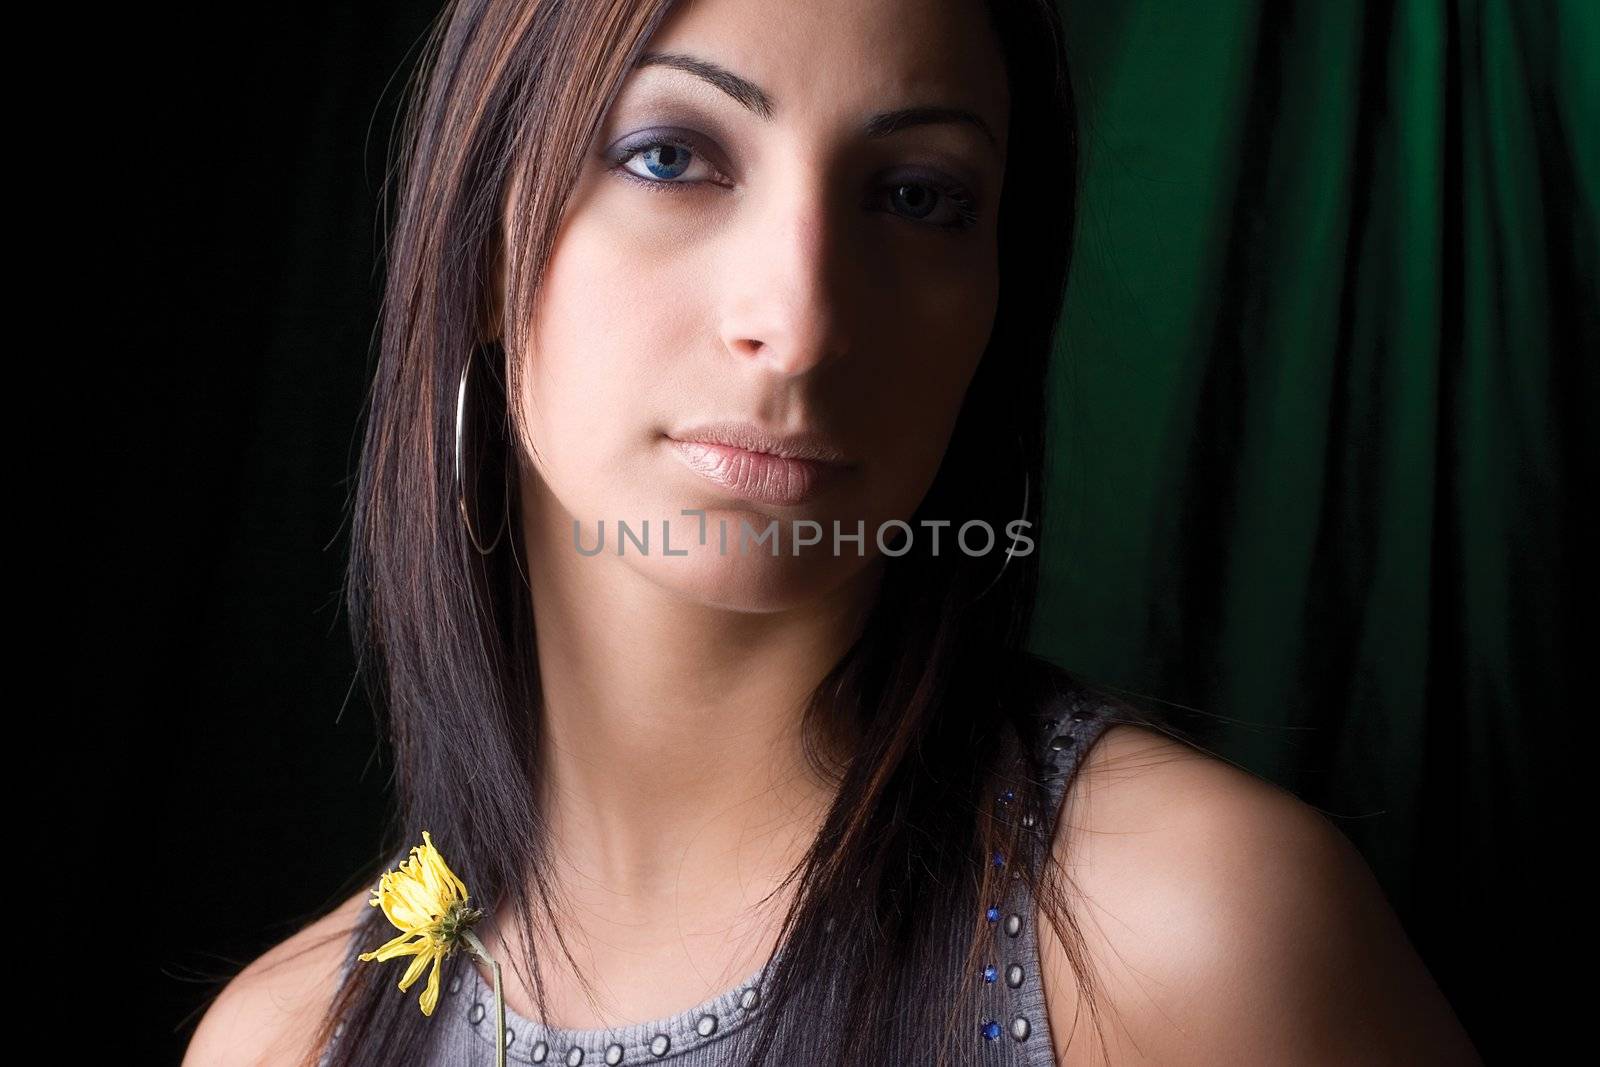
[{"xmin": 357, "ymin": 830, "xmax": 482, "ymax": 1017}]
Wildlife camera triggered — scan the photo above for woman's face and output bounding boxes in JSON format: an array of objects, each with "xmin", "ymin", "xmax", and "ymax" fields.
[{"xmin": 510, "ymin": 0, "xmax": 1010, "ymax": 611}]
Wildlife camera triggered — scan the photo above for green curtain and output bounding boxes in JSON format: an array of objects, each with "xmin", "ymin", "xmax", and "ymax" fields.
[{"xmin": 1033, "ymin": 2, "xmax": 1595, "ymax": 1057}]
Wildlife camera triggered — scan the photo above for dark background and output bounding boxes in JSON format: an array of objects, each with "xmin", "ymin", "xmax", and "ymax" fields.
[{"xmin": 105, "ymin": 1, "xmax": 1591, "ymax": 1062}]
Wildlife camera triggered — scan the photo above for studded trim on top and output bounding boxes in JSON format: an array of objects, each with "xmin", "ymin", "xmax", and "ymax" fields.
[
  {"xmin": 453, "ymin": 951, "xmax": 779, "ymax": 1065},
  {"xmin": 974, "ymin": 683, "xmax": 1118, "ymax": 1064}
]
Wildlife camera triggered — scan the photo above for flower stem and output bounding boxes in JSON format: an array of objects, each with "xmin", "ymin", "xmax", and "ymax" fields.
[{"xmin": 460, "ymin": 929, "xmax": 505, "ymax": 1067}]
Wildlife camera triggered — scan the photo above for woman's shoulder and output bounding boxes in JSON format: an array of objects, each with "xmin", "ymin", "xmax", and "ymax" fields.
[
  {"xmin": 183, "ymin": 885, "xmax": 370, "ymax": 1067},
  {"xmin": 1024, "ymin": 664, "xmax": 1482, "ymax": 1065}
]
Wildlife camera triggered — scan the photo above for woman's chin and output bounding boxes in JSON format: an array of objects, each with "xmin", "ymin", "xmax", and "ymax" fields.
[{"xmin": 623, "ymin": 537, "xmax": 875, "ymax": 614}]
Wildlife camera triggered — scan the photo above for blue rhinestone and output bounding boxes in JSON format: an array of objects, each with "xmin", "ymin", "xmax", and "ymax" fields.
[
  {"xmin": 982, "ymin": 1020, "xmax": 1002, "ymax": 1041},
  {"xmin": 982, "ymin": 964, "xmax": 998, "ymax": 983},
  {"xmin": 985, "ymin": 905, "xmax": 1000, "ymax": 922},
  {"xmin": 993, "ymin": 851, "xmax": 1005, "ymax": 868}
]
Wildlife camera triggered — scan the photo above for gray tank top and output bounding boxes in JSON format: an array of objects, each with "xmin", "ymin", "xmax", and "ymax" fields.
[{"xmin": 325, "ymin": 683, "xmax": 1115, "ymax": 1066}]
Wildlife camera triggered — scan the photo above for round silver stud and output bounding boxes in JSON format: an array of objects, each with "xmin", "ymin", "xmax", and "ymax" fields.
[
  {"xmin": 1048, "ymin": 733, "xmax": 1073, "ymax": 752},
  {"xmin": 447, "ymin": 973, "xmax": 462, "ymax": 995},
  {"xmin": 333, "ymin": 1020, "xmax": 345, "ymax": 1039},
  {"xmin": 566, "ymin": 1046, "xmax": 584, "ymax": 1066},
  {"xmin": 650, "ymin": 1034, "xmax": 671, "ymax": 1057},
  {"xmin": 532, "ymin": 1041, "xmax": 550, "ymax": 1063},
  {"xmin": 604, "ymin": 1043, "xmax": 624, "ymax": 1065},
  {"xmin": 739, "ymin": 987, "xmax": 760, "ymax": 1011},
  {"xmin": 468, "ymin": 1002, "xmax": 485, "ymax": 1025},
  {"xmin": 1004, "ymin": 913, "xmax": 1022, "ymax": 937},
  {"xmin": 696, "ymin": 1014, "xmax": 719, "ymax": 1037},
  {"xmin": 1006, "ymin": 964, "xmax": 1024, "ymax": 988},
  {"xmin": 1011, "ymin": 1015, "xmax": 1032, "ymax": 1041}
]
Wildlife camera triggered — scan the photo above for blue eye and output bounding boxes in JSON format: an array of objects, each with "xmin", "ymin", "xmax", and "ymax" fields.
[
  {"xmin": 883, "ymin": 179, "xmax": 980, "ymax": 231},
  {"xmin": 627, "ymin": 142, "xmax": 692, "ymax": 180},
  {"xmin": 610, "ymin": 135, "xmax": 725, "ymax": 189},
  {"xmin": 892, "ymin": 183, "xmax": 938, "ymax": 218}
]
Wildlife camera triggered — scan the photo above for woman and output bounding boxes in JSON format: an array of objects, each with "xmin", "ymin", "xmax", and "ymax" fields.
[{"xmin": 184, "ymin": 0, "xmax": 1480, "ymax": 1064}]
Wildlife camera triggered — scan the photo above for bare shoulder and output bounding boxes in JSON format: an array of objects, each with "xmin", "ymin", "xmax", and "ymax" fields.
[
  {"xmin": 1034, "ymin": 722, "xmax": 1482, "ymax": 1066},
  {"xmin": 182, "ymin": 885, "xmax": 371, "ymax": 1067}
]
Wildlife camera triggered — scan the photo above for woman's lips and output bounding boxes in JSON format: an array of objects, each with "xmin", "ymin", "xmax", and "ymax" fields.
[{"xmin": 667, "ymin": 438, "xmax": 845, "ymax": 506}]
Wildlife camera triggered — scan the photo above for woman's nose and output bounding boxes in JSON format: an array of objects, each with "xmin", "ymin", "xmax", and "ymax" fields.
[{"xmin": 718, "ymin": 176, "xmax": 853, "ymax": 378}]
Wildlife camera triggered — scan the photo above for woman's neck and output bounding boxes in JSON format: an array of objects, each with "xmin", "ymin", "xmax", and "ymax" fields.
[
  {"xmin": 485, "ymin": 485, "xmax": 877, "ymax": 1025},
  {"xmin": 519, "ymin": 485, "xmax": 876, "ymax": 926}
]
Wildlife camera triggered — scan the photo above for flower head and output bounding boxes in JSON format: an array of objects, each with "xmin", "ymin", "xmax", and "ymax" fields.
[{"xmin": 357, "ymin": 830, "xmax": 482, "ymax": 1016}]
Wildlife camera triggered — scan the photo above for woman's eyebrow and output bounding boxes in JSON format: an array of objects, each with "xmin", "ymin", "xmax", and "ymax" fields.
[
  {"xmin": 636, "ymin": 51, "xmax": 776, "ymax": 119},
  {"xmin": 634, "ymin": 50, "xmax": 999, "ymax": 153}
]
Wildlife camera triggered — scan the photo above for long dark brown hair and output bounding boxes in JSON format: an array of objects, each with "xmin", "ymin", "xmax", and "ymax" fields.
[{"xmin": 297, "ymin": 0, "xmax": 1157, "ymax": 1063}]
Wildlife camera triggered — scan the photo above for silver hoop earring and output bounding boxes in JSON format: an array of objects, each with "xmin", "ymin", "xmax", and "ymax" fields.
[
  {"xmin": 970, "ymin": 467, "xmax": 1030, "ymax": 604},
  {"xmin": 454, "ymin": 345, "xmax": 509, "ymax": 556}
]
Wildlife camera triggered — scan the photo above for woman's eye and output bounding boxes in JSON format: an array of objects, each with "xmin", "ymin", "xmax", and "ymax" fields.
[
  {"xmin": 882, "ymin": 180, "xmax": 981, "ymax": 231},
  {"xmin": 613, "ymin": 137, "xmax": 722, "ymax": 187}
]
